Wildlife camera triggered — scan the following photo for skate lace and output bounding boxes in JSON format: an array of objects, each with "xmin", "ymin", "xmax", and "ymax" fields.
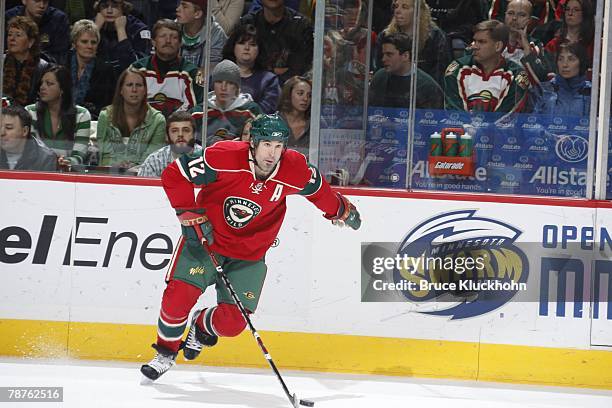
[
  {"xmin": 185, "ymin": 324, "xmax": 204, "ymax": 351},
  {"xmin": 148, "ymin": 353, "xmax": 175, "ymax": 373}
]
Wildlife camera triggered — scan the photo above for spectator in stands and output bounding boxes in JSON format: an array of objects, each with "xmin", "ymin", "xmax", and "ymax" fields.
[
  {"xmin": 503, "ymin": 0, "xmax": 553, "ymax": 84},
  {"xmin": 68, "ymin": 19, "xmax": 116, "ymax": 120},
  {"xmin": 131, "ymin": 19, "xmax": 203, "ymax": 118},
  {"xmin": 425, "ymin": 0, "xmax": 487, "ymax": 58},
  {"xmin": 529, "ymin": 42, "xmax": 591, "ymax": 116},
  {"xmin": 175, "ymin": 0, "xmax": 228, "ymax": 69},
  {"xmin": 94, "ymin": 0, "xmax": 152, "ymax": 75},
  {"xmin": 26, "ymin": 65, "xmax": 92, "ymax": 169},
  {"xmin": 240, "ymin": 117, "xmax": 253, "ymax": 140},
  {"xmin": 502, "ymin": 0, "xmax": 541, "ymax": 64},
  {"xmin": 545, "ymin": 0, "xmax": 595, "ymax": 66},
  {"xmin": 444, "ymin": 20, "xmax": 530, "ymax": 113},
  {"xmin": 6, "ymin": 0, "xmax": 70, "ymax": 64},
  {"xmin": 222, "ymin": 23, "xmax": 280, "ymax": 114},
  {"xmin": 489, "ymin": 0, "xmax": 557, "ymax": 26},
  {"xmin": 375, "ymin": 0, "xmax": 450, "ymax": 85},
  {"xmin": 3, "ymin": 16, "xmax": 50, "ymax": 107},
  {"xmin": 0, "ymin": 104, "xmax": 57, "ymax": 171},
  {"xmin": 332, "ymin": 0, "xmax": 376, "ymax": 105},
  {"xmin": 211, "ymin": 0, "xmax": 245, "ymax": 34},
  {"xmin": 138, "ymin": 110, "xmax": 202, "ymax": 177},
  {"xmin": 97, "ymin": 67, "xmax": 166, "ymax": 169},
  {"xmin": 191, "ymin": 59, "xmax": 263, "ymax": 145},
  {"xmin": 278, "ymin": 76, "xmax": 312, "ymax": 157},
  {"xmin": 50, "ymin": 0, "xmax": 96, "ymax": 23},
  {"xmin": 369, "ymin": 32, "xmax": 443, "ymax": 109},
  {"xmin": 240, "ymin": 0, "xmax": 314, "ymax": 84},
  {"xmin": 321, "ymin": 30, "xmax": 343, "ymax": 105}
]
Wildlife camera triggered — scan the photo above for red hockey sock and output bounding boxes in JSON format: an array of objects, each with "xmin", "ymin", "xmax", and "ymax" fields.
[
  {"xmin": 198, "ymin": 303, "xmax": 247, "ymax": 338},
  {"xmin": 157, "ymin": 279, "xmax": 202, "ymax": 352}
]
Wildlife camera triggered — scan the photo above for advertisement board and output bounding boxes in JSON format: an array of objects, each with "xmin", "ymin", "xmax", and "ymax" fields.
[
  {"xmin": 359, "ymin": 108, "xmax": 591, "ymax": 197},
  {"xmin": 1, "ymin": 176, "xmax": 611, "ymax": 387}
]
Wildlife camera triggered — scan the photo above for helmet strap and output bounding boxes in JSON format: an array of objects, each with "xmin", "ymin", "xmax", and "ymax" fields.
[{"xmin": 249, "ymin": 140, "xmax": 286, "ymax": 180}]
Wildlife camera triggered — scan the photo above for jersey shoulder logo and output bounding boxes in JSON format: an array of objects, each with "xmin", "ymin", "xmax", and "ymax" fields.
[
  {"xmin": 223, "ymin": 196, "xmax": 262, "ymax": 228},
  {"xmin": 445, "ymin": 60, "xmax": 459, "ymax": 76},
  {"xmin": 250, "ymin": 181, "xmax": 265, "ymax": 194}
]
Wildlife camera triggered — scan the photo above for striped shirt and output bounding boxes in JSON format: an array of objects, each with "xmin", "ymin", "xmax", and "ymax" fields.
[
  {"xmin": 138, "ymin": 144, "xmax": 203, "ymax": 178},
  {"xmin": 25, "ymin": 104, "xmax": 91, "ymax": 165}
]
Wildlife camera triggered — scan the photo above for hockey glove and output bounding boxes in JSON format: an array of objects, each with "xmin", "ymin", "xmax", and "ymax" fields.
[
  {"xmin": 176, "ymin": 209, "xmax": 214, "ymax": 246},
  {"xmin": 325, "ymin": 193, "xmax": 361, "ymax": 230}
]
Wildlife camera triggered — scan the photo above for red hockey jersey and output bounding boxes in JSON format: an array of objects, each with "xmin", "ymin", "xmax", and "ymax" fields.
[{"xmin": 161, "ymin": 141, "xmax": 341, "ymax": 260}]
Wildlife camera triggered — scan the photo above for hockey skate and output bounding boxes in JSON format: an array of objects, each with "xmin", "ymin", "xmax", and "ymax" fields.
[
  {"xmin": 182, "ymin": 310, "xmax": 218, "ymax": 360},
  {"xmin": 140, "ymin": 344, "xmax": 177, "ymax": 381}
]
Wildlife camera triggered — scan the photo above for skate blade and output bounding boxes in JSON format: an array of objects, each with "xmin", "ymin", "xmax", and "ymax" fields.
[{"xmin": 140, "ymin": 375, "xmax": 155, "ymax": 385}]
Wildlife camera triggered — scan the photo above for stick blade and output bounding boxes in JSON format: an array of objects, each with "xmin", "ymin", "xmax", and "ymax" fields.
[{"xmin": 291, "ymin": 392, "xmax": 314, "ymax": 407}]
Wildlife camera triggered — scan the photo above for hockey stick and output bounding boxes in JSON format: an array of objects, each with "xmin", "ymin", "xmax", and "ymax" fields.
[{"xmin": 202, "ymin": 242, "xmax": 315, "ymax": 408}]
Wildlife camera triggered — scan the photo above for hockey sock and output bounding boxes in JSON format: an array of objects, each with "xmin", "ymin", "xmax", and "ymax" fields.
[
  {"xmin": 200, "ymin": 303, "xmax": 247, "ymax": 338},
  {"xmin": 157, "ymin": 279, "xmax": 202, "ymax": 352}
]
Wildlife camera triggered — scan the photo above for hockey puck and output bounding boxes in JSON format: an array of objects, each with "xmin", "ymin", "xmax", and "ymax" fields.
[{"xmin": 299, "ymin": 400, "xmax": 315, "ymax": 407}]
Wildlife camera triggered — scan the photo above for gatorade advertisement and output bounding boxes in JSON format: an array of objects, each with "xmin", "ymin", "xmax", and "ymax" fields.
[{"xmin": 429, "ymin": 130, "xmax": 473, "ymax": 157}]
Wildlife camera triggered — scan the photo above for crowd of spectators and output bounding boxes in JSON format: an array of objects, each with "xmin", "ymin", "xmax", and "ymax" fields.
[
  {"xmin": 348, "ymin": 0, "xmax": 594, "ymax": 116},
  {"xmin": 2, "ymin": 0, "xmax": 316, "ymax": 174},
  {"xmin": 0, "ymin": 0, "xmax": 601, "ymax": 176}
]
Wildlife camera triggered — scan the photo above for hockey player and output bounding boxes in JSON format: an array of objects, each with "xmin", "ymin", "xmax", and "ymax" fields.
[{"xmin": 141, "ymin": 113, "xmax": 361, "ymax": 380}]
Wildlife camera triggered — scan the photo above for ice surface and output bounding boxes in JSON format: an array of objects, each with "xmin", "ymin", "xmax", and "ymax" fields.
[{"xmin": 1, "ymin": 357, "xmax": 611, "ymax": 408}]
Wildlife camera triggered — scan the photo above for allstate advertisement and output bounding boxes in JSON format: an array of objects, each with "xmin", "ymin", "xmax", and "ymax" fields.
[{"xmin": 361, "ymin": 108, "xmax": 591, "ymax": 197}]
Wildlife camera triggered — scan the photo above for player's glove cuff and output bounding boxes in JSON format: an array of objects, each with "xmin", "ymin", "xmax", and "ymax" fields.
[
  {"xmin": 324, "ymin": 193, "xmax": 361, "ymax": 230},
  {"xmin": 176, "ymin": 208, "xmax": 214, "ymax": 246}
]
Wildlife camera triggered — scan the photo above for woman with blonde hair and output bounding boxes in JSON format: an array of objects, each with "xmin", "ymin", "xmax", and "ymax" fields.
[
  {"xmin": 97, "ymin": 67, "xmax": 166, "ymax": 170},
  {"xmin": 375, "ymin": 0, "xmax": 450, "ymax": 84},
  {"xmin": 67, "ymin": 19, "xmax": 116, "ymax": 119}
]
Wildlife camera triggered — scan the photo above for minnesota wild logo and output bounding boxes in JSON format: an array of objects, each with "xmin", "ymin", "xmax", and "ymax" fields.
[
  {"xmin": 223, "ymin": 197, "xmax": 262, "ymax": 228},
  {"xmin": 189, "ymin": 266, "xmax": 205, "ymax": 275}
]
